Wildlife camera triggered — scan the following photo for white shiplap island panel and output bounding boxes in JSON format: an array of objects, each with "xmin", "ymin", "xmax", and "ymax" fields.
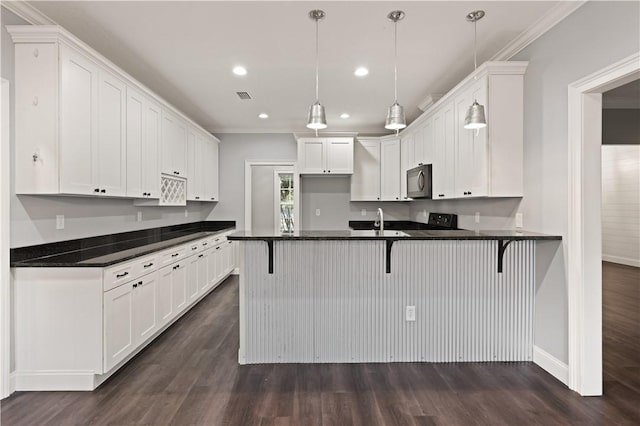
[{"xmin": 238, "ymin": 239, "xmax": 535, "ymax": 364}]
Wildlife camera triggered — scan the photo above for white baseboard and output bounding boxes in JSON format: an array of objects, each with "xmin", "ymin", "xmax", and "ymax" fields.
[
  {"xmin": 15, "ymin": 370, "xmax": 96, "ymax": 391},
  {"xmin": 533, "ymin": 345, "xmax": 568, "ymax": 385},
  {"xmin": 602, "ymin": 254, "xmax": 640, "ymax": 268},
  {"xmin": 8, "ymin": 371, "xmax": 16, "ymax": 396}
]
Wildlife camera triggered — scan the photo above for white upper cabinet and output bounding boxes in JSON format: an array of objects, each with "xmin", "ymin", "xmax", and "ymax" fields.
[
  {"xmin": 401, "ymin": 61, "xmax": 527, "ymax": 200},
  {"xmin": 9, "ymin": 25, "xmax": 217, "ymax": 201},
  {"xmin": 161, "ymin": 109, "xmax": 187, "ymax": 178},
  {"xmin": 187, "ymin": 128, "xmax": 218, "ymax": 202},
  {"xmin": 204, "ymin": 138, "xmax": 219, "ymax": 202},
  {"xmin": 350, "ymin": 138, "xmax": 381, "ymax": 201},
  {"xmin": 97, "ymin": 70, "xmax": 127, "ymax": 196},
  {"xmin": 298, "ymin": 137, "xmax": 353, "ymax": 174},
  {"xmin": 380, "ymin": 138, "xmax": 401, "ymax": 201},
  {"xmin": 58, "ymin": 44, "xmax": 99, "ymax": 195}
]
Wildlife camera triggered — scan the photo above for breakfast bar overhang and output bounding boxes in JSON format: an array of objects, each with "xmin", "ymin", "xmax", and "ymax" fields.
[{"xmin": 228, "ymin": 230, "xmax": 561, "ymax": 365}]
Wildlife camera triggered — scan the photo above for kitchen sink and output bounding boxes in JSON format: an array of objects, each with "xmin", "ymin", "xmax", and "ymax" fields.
[{"xmin": 350, "ymin": 230, "xmax": 410, "ymax": 237}]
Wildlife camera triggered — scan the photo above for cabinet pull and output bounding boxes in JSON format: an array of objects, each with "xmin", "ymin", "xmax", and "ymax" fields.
[
  {"xmin": 198, "ymin": 254, "xmax": 204, "ymax": 258},
  {"xmin": 328, "ymin": 170, "xmax": 331, "ymax": 173},
  {"xmin": 216, "ymin": 247, "xmax": 220, "ymax": 250},
  {"xmin": 211, "ymin": 197, "xmax": 215, "ymax": 200},
  {"xmin": 173, "ymin": 264, "xmax": 180, "ymax": 270},
  {"xmin": 143, "ymin": 262, "xmax": 154, "ymax": 268},
  {"xmin": 171, "ymin": 253, "xmax": 179, "ymax": 257},
  {"xmin": 215, "ymin": 238, "xmax": 220, "ymax": 242},
  {"xmin": 202, "ymin": 242, "xmax": 208, "ymax": 246},
  {"xmin": 138, "ymin": 280, "xmax": 143, "ymax": 285},
  {"xmin": 94, "ymin": 188, "xmax": 100, "ymax": 193},
  {"xmin": 395, "ymin": 197, "xmax": 399, "ymax": 200},
  {"xmin": 191, "ymin": 246, "xmax": 198, "ymax": 251},
  {"xmin": 133, "ymin": 283, "xmax": 138, "ymax": 288},
  {"xmin": 116, "ymin": 272, "xmax": 129, "ymax": 278},
  {"xmin": 468, "ymin": 191, "xmax": 472, "ymax": 195},
  {"xmin": 100, "ymin": 189, "xmax": 106, "ymax": 193}
]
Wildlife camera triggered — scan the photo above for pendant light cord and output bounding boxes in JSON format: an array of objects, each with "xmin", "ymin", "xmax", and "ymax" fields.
[
  {"xmin": 315, "ymin": 17, "xmax": 319, "ymax": 102},
  {"xmin": 394, "ymin": 19, "xmax": 398, "ymax": 103},
  {"xmin": 473, "ymin": 18, "xmax": 477, "ymax": 71}
]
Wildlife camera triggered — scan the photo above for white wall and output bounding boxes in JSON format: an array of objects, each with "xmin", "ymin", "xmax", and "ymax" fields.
[
  {"xmin": 2, "ymin": 8, "xmax": 213, "ymax": 248},
  {"xmin": 601, "ymin": 145, "xmax": 640, "ymax": 267},
  {"xmin": 509, "ymin": 1, "xmax": 640, "ymax": 364}
]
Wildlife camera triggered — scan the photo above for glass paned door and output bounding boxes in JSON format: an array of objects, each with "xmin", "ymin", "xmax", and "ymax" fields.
[{"xmin": 275, "ymin": 172, "xmax": 294, "ymax": 233}]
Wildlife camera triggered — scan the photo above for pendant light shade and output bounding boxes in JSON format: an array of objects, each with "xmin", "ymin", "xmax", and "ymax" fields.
[
  {"xmin": 464, "ymin": 10, "xmax": 487, "ymax": 130},
  {"xmin": 307, "ymin": 101, "xmax": 327, "ymax": 130},
  {"xmin": 306, "ymin": 10, "xmax": 327, "ymax": 130},
  {"xmin": 385, "ymin": 102, "xmax": 406, "ymax": 130},
  {"xmin": 385, "ymin": 10, "xmax": 406, "ymax": 131}
]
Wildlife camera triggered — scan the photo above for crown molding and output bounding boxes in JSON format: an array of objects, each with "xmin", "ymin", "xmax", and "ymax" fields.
[
  {"xmin": 417, "ymin": 93, "xmax": 444, "ymax": 112},
  {"xmin": 491, "ymin": 1, "xmax": 587, "ymax": 61},
  {"xmin": 1, "ymin": 0, "xmax": 56, "ymax": 25}
]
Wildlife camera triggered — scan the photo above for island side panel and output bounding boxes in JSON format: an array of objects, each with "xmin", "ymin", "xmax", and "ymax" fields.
[{"xmin": 239, "ymin": 239, "xmax": 535, "ymax": 364}]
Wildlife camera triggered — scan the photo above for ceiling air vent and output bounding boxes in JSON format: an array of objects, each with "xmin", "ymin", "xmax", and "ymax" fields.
[{"xmin": 236, "ymin": 91, "xmax": 252, "ymax": 100}]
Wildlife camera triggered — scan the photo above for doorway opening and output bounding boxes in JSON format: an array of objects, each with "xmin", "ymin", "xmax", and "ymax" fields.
[
  {"xmin": 567, "ymin": 52, "xmax": 639, "ymax": 396},
  {"xmin": 600, "ymin": 79, "xmax": 640, "ymax": 397},
  {"xmin": 244, "ymin": 161, "xmax": 299, "ymax": 234}
]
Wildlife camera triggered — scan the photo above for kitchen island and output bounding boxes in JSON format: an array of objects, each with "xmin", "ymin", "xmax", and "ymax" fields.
[{"xmin": 228, "ymin": 229, "xmax": 560, "ymax": 365}]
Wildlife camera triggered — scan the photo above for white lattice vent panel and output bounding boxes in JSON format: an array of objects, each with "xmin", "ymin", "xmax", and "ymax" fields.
[{"xmin": 160, "ymin": 175, "xmax": 186, "ymax": 206}]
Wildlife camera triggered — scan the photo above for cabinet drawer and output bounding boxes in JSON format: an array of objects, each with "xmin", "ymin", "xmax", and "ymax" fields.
[
  {"xmin": 187, "ymin": 241, "xmax": 201, "ymax": 255},
  {"xmin": 104, "ymin": 262, "xmax": 137, "ymax": 292},
  {"xmin": 161, "ymin": 247, "xmax": 186, "ymax": 266}
]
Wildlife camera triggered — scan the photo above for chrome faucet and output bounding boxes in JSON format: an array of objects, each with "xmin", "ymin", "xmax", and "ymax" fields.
[{"xmin": 374, "ymin": 208, "xmax": 384, "ymax": 231}]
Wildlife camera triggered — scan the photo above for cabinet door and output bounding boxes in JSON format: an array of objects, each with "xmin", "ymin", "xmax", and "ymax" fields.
[
  {"xmin": 298, "ymin": 139, "xmax": 325, "ymax": 174},
  {"xmin": 186, "ymin": 254, "xmax": 199, "ymax": 303},
  {"xmin": 126, "ymin": 87, "xmax": 144, "ymax": 197},
  {"xmin": 350, "ymin": 139, "xmax": 380, "ymax": 201},
  {"xmin": 207, "ymin": 245, "xmax": 218, "ymax": 288},
  {"xmin": 223, "ymin": 241, "xmax": 233, "ymax": 275},
  {"xmin": 157, "ymin": 265, "xmax": 174, "ymax": 327},
  {"xmin": 133, "ymin": 272, "xmax": 158, "ymax": 345},
  {"xmin": 433, "ymin": 102, "xmax": 456, "ymax": 199},
  {"xmin": 400, "ymin": 136, "xmax": 413, "ymax": 201},
  {"xmin": 186, "ymin": 127, "xmax": 199, "ymax": 200},
  {"xmin": 143, "ymin": 98, "xmax": 161, "ymax": 198},
  {"xmin": 59, "ymin": 44, "xmax": 99, "ymax": 195},
  {"xmin": 325, "ymin": 138, "xmax": 354, "ymax": 174},
  {"xmin": 470, "ymin": 82, "xmax": 488, "ymax": 197},
  {"xmin": 215, "ymin": 244, "xmax": 225, "ymax": 283},
  {"xmin": 171, "ymin": 262, "xmax": 187, "ymax": 314},
  {"xmin": 380, "ymin": 139, "xmax": 401, "ymax": 201},
  {"xmin": 97, "ymin": 70, "xmax": 126, "ymax": 196},
  {"xmin": 198, "ymin": 251, "xmax": 210, "ymax": 292},
  {"xmin": 172, "ymin": 118, "xmax": 187, "ymax": 177},
  {"xmin": 423, "ymin": 117, "xmax": 435, "ymax": 166},
  {"xmin": 104, "ymin": 282, "xmax": 134, "ymax": 371},
  {"xmin": 455, "ymin": 91, "xmax": 474, "ymax": 198},
  {"xmin": 413, "ymin": 128, "xmax": 424, "ymax": 168},
  {"xmin": 195, "ymin": 134, "xmax": 207, "ymax": 200},
  {"xmin": 207, "ymin": 140, "xmax": 219, "ymax": 201},
  {"xmin": 161, "ymin": 110, "xmax": 184, "ymax": 177}
]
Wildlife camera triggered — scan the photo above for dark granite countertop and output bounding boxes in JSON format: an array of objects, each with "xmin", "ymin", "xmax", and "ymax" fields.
[
  {"xmin": 227, "ymin": 229, "xmax": 561, "ymax": 241},
  {"xmin": 349, "ymin": 220, "xmax": 455, "ymax": 231},
  {"xmin": 11, "ymin": 221, "xmax": 235, "ymax": 268}
]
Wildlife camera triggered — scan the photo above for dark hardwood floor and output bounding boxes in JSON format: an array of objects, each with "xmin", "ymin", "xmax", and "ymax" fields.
[{"xmin": 2, "ymin": 266, "xmax": 639, "ymax": 425}]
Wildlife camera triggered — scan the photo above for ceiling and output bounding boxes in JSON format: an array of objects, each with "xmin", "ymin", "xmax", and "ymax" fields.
[{"xmin": 29, "ymin": 1, "xmax": 562, "ymax": 135}]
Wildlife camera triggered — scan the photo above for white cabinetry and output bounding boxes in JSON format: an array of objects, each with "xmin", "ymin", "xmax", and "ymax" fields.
[
  {"xmin": 9, "ymin": 25, "xmax": 219, "ymax": 202},
  {"xmin": 350, "ymin": 137, "xmax": 401, "ymax": 201},
  {"xmin": 297, "ymin": 137, "xmax": 354, "ymax": 174},
  {"xmin": 187, "ymin": 129, "xmax": 219, "ymax": 202},
  {"xmin": 104, "ymin": 279, "xmax": 134, "ymax": 372},
  {"xmin": 380, "ymin": 138, "xmax": 401, "ymax": 201},
  {"xmin": 432, "ymin": 101, "xmax": 456, "ymax": 199},
  {"xmin": 350, "ymin": 139, "xmax": 381, "ymax": 201}
]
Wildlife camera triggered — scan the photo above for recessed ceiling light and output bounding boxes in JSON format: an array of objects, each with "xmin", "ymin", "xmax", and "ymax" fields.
[
  {"xmin": 340, "ymin": 113, "xmax": 350, "ymax": 119},
  {"xmin": 354, "ymin": 67, "xmax": 369, "ymax": 77},
  {"xmin": 233, "ymin": 66, "xmax": 247, "ymax": 76},
  {"xmin": 258, "ymin": 113, "xmax": 269, "ymax": 119}
]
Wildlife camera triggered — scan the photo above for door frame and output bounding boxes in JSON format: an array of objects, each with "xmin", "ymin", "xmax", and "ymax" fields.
[
  {"xmin": 567, "ymin": 52, "xmax": 639, "ymax": 396},
  {"xmin": 1, "ymin": 78, "xmax": 11, "ymax": 398},
  {"xmin": 244, "ymin": 161, "xmax": 299, "ymax": 232}
]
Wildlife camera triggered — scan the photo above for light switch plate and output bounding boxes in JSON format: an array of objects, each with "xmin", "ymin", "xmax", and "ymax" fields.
[
  {"xmin": 516, "ymin": 213, "xmax": 524, "ymax": 228},
  {"xmin": 361, "ymin": 209, "xmax": 367, "ymax": 216},
  {"xmin": 315, "ymin": 209, "xmax": 321, "ymax": 217},
  {"xmin": 184, "ymin": 209, "xmax": 188, "ymax": 218},
  {"xmin": 475, "ymin": 212, "xmax": 480, "ymax": 224},
  {"xmin": 56, "ymin": 215, "xmax": 64, "ymax": 230},
  {"xmin": 406, "ymin": 305, "xmax": 416, "ymax": 322},
  {"xmin": 137, "ymin": 211, "xmax": 142, "ymax": 222}
]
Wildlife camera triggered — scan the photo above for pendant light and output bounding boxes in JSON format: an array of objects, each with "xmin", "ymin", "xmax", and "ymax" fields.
[
  {"xmin": 464, "ymin": 10, "xmax": 487, "ymax": 130},
  {"xmin": 307, "ymin": 9, "xmax": 327, "ymax": 130},
  {"xmin": 385, "ymin": 10, "xmax": 406, "ymax": 131}
]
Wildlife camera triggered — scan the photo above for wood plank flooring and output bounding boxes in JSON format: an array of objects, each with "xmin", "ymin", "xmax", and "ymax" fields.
[{"xmin": 2, "ymin": 264, "xmax": 639, "ymax": 425}]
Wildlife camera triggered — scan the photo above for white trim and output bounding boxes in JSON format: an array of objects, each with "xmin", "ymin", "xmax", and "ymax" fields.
[
  {"xmin": 293, "ymin": 131, "xmax": 359, "ymax": 141},
  {"xmin": 602, "ymin": 255, "xmax": 640, "ymax": 268},
  {"xmin": 0, "ymin": 0, "xmax": 56, "ymax": 25},
  {"xmin": 244, "ymin": 161, "xmax": 299, "ymax": 232},
  {"xmin": 1, "ymin": 79, "xmax": 11, "ymax": 399},
  {"xmin": 14, "ymin": 370, "xmax": 96, "ymax": 392},
  {"xmin": 567, "ymin": 52, "xmax": 640, "ymax": 396},
  {"xmin": 533, "ymin": 345, "xmax": 569, "ymax": 386},
  {"xmin": 491, "ymin": 1, "xmax": 586, "ymax": 61}
]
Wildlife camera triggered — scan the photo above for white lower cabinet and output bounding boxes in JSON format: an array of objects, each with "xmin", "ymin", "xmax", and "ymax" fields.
[{"xmin": 13, "ymin": 231, "xmax": 237, "ymax": 391}]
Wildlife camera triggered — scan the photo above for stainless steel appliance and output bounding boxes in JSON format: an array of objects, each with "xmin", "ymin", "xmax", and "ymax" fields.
[{"xmin": 407, "ymin": 164, "xmax": 432, "ymax": 199}]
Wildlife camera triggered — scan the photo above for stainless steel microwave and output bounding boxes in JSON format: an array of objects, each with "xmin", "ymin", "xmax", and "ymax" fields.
[{"xmin": 407, "ymin": 164, "xmax": 432, "ymax": 199}]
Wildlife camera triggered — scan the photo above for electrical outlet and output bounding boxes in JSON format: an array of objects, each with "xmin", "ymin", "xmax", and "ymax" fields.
[
  {"xmin": 475, "ymin": 212, "xmax": 480, "ymax": 224},
  {"xmin": 184, "ymin": 209, "xmax": 188, "ymax": 218},
  {"xmin": 423, "ymin": 209, "xmax": 427, "ymax": 218},
  {"xmin": 516, "ymin": 213, "xmax": 524, "ymax": 228},
  {"xmin": 315, "ymin": 209, "xmax": 321, "ymax": 217},
  {"xmin": 406, "ymin": 305, "xmax": 416, "ymax": 322},
  {"xmin": 361, "ymin": 209, "xmax": 366, "ymax": 216},
  {"xmin": 137, "ymin": 211, "xmax": 142, "ymax": 222},
  {"xmin": 56, "ymin": 215, "xmax": 64, "ymax": 230}
]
